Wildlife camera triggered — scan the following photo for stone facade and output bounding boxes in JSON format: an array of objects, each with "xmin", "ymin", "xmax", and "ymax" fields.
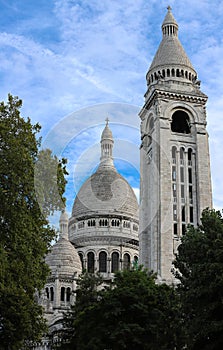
[
  {"xmin": 69, "ymin": 120, "xmax": 139, "ymax": 279},
  {"xmin": 37, "ymin": 7, "xmax": 213, "ymax": 348},
  {"xmin": 139, "ymin": 7, "xmax": 212, "ymax": 282}
]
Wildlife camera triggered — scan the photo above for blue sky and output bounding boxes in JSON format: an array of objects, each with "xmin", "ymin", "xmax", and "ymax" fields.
[{"xmin": 1, "ymin": 0, "xmax": 223, "ymax": 224}]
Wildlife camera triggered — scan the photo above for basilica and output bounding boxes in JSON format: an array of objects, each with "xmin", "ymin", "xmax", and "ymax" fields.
[{"xmin": 38, "ymin": 6, "xmax": 212, "ymax": 345}]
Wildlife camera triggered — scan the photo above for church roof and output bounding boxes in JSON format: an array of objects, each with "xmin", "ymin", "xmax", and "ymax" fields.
[
  {"xmin": 71, "ymin": 121, "xmax": 138, "ymax": 220},
  {"xmin": 101, "ymin": 118, "xmax": 113, "ymax": 140},
  {"xmin": 72, "ymin": 167, "xmax": 138, "ymax": 219},
  {"xmin": 46, "ymin": 211, "xmax": 82, "ymax": 277},
  {"xmin": 148, "ymin": 7, "xmax": 196, "ymax": 74},
  {"xmin": 45, "ymin": 237, "xmax": 82, "ymax": 277}
]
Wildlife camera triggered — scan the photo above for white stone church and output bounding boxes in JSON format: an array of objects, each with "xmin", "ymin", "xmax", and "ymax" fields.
[{"xmin": 38, "ymin": 7, "xmax": 212, "ymax": 347}]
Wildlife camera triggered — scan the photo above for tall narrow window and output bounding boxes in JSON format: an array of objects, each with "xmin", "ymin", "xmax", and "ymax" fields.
[
  {"xmin": 188, "ymin": 168, "xmax": 192, "ymax": 183},
  {"xmin": 173, "ymin": 205, "xmax": 177, "ymax": 221},
  {"xmin": 189, "ymin": 185, "xmax": 193, "ymax": 203},
  {"xmin": 123, "ymin": 253, "xmax": 131, "ymax": 270},
  {"xmin": 188, "ymin": 148, "xmax": 193, "ymax": 165},
  {"xmin": 67, "ymin": 287, "xmax": 71, "ymax": 302},
  {"xmin": 190, "ymin": 207, "xmax": 194, "ymax": 223},
  {"xmin": 181, "ymin": 185, "xmax": 185, "ymax": 199},
  {"xmin": 61, "ymin": 287, "xmax": 65, "ymax": 302},
  {"xmin": 50, "ymin": 287, "xmax": 54, "ymax": 302},
  {"xmin": 180, "ymin": 147, "xmax": 184, "ymax": 164},
  {"xmin": 79, "ymin": 253, "xmax": 84, "ymax": 271},
  {"xmin": 174, "ymin": 223, "xmax": 178, "ymax": 236},
  {"xmin": 172, "ymin": 183, "xmax": 177, "ymax": 198},
  {"xmin": 181, "ymin": 206, "xmax": 185, "ymax": 222},
  {"xmin": 45, "ymin": 288, "xmax": 49, "ymax": 299},
  {"xmin": 87, "ymin": 252, "xmax": 95, "ymax": 273},
  {"xmin": 99, "ymin": 251, "xmax": 107, "ymax": 273},
  {"xmin": 172, "ymin": 146, "xmax": 177, "ymax": 163},
  {"xmin": 172, "ymin": 166, "xmax": 176, "ymax": 181},
  {"xmin": 111, "ymin": 252, "xmax": 119, "ymax": 273},
  {"xmin": 180, "ymin": 167, "xmax": 184, "ymax": 182}
]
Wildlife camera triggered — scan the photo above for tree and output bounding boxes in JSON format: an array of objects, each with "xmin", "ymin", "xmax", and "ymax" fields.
[
  {"xmin": 0, "ymin": 94, "xmax": 67, "ymax": 349},
  {"xmin": 34, "ymin": 148, "xmax": 67, "ymax": 217},
  {"xmin": 58, "ymin": 272, "xmax": 104, "ymax": 350},
  {"xmin": 173, "ymin": 208, "xmax": 223, "ymax": 350},
  {"xmin": 59, "ymin": 269, "xmax": 183, "ymax": 350}
]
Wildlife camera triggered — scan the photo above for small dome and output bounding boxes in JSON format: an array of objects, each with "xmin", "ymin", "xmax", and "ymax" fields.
[
  {"xmin": 72, "ymin": 167, "xmax": 138, "ymax": 220},
  {"xmin": 162, "ymin": 6, "xmax": 178, "ymax": 27},
  {"xmin": 101, "ymin": 124, "xmax": 113, "ymax": 140},
  {"xmin": 46, "ymin": 237, "xmax": 82, "ymax": 277}
]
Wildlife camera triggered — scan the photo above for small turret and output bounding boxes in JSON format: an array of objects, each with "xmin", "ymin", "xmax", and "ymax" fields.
[
  {"xmin": 59, "ymin": 209, "xmax": 69, "ymax": 240},
  {"xmin": 99, "ymin": 118, "xmax": 115, "ymax": 169}
]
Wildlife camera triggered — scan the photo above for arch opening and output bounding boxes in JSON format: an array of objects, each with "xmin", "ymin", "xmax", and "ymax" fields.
[{"xmin": 171, "ymin": 110, "xmax": 190, "ymax": 134}]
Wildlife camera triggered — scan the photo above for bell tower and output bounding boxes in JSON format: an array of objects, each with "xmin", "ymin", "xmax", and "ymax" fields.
[{"xmin": 139, "ymin": 7, "xmax": 212, "ymax": 282}]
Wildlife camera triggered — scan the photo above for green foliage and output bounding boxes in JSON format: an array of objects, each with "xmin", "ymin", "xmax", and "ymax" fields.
[
  {"xmin": 35, "ymin": 149, "xmax": 68, "ymax": 217},
  {"xmin": 0, "ymin": 94, "xmax": 67, "ymax": 349},
  {"xmin": 59, "ymin": 269, "xmax": 182, "ymax": 350},
  {"xmin": 173, "ymin": 208, "xmax": 223, "ymax": 350}
]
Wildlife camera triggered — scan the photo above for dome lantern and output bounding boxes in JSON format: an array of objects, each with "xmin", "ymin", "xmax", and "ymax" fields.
[
  {"xmin": 99, "ymin": 118, "xmax": 114, "ymax": 169},
  {"xmin": 162, "ymin": 6, "xmax": 178, "ymax": 37}
]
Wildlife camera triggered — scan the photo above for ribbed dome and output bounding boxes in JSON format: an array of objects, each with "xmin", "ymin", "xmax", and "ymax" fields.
[
  {"xmin": 46, "ymin": 237, "xmax": 82, "ymax": 277},
  {"xmin": 72, "ymin": 167, "xmax": 138, "ymax": 219}
]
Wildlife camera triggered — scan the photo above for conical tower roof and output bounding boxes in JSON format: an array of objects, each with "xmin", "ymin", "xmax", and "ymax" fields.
[{"xmin": 148, "ymin": 6, "xmax": 196, "ymax": 74}]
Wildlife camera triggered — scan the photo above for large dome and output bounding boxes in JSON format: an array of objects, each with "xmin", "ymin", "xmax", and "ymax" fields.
[
  {"xmin": 45, "ymin": 237, "xmax": 82, "ymax": 277},
  {"xmin": 72, "ymin": 166, "xmax": 138, "ymax": 220},
  {"xmin": 71, "ymin": 121, "xmax": 138, "ymax": 221}
]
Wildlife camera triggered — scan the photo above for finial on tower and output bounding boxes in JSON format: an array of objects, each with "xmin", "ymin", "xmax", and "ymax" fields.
[
  {"xmin": 167, "ymin": 5, "xmax": 172, "ymax": 12},
  {"xmin": 105, "ymin": 116, "xmax": 109, "ymax": 126}
]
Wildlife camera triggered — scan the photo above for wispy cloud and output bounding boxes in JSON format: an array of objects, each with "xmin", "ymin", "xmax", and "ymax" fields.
[{"xmin": 0, "ymin": 0, "xmax": 222, "ymax": 219}]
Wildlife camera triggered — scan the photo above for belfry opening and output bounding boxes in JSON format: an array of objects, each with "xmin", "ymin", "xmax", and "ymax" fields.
[{"xmin": 171, "ymin": 110, "xmax": 190, "ymax": 134}]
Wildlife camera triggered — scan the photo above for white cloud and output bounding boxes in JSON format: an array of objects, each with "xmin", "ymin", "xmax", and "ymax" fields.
[{"xmin": 0, "ymin": 1, "xmax": 222, "ymax": 213}]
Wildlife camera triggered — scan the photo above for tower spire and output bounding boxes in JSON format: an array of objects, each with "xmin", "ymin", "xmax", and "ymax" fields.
[
  {"xmin": 98, "ymin": 118, "xmax": 114, "ymax": 169},
  {"xmin": 162, "ymin": 5, "xmax": 178, "ymax": 37}
]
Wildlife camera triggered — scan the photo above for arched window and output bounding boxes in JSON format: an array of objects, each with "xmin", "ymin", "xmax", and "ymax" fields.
[
  {"xmin": 180, "ymin": 147, "xmax": 185, "ymax": 165},
  {"xmin": 67, "ymin": 287, "xmax": 71, "ymax": 302},
  {"xmin": 50, "ymin": 287, "xmax": 54, "ymax": 301},
  {"xmin": 171, "ymin": 111, "xmax": 190, "ymax": 134},
  {"xmin": 45, "ymin": 287, "xmax": 49, "ymax": 299},
  {"xmin": 172, "ymin": 146, "xmax": 177, "ymax": 163},
  {"xmin": 111, "ymin": 252, "xmax": 119, "ymax": 273},
  {"xmin": 149, "ymin": 117, "xmax": 154, "ymax": 131},
  {"xmin": 87, "ymin": 252, "xmax": 95, "ymax": 273},
  {"xmin": 133, "ymin": 256, "xmax": 138, "ymax": 269},
  {"xmin": 61, "ymin": 287, "xmax": 65, "ymax": 302},
  {"xmin": 123, "ymin": 253, "xmax": 131, "ymax": 270},
  {"xmin": 78, "ymin": 252, "xmax": 84, "ymax": 271},
  {"xmin": 188, "ymin": 148, "xmax": 193, "ymax": 164},
  {"xmin": 99, "ymin": 251, "xmax": 107, "ymax": 273}
]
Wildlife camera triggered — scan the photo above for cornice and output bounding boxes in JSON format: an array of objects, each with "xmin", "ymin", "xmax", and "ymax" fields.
[{"xmin": 140, "ymin": 88, "xmax": 207, "ymax": 116}]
